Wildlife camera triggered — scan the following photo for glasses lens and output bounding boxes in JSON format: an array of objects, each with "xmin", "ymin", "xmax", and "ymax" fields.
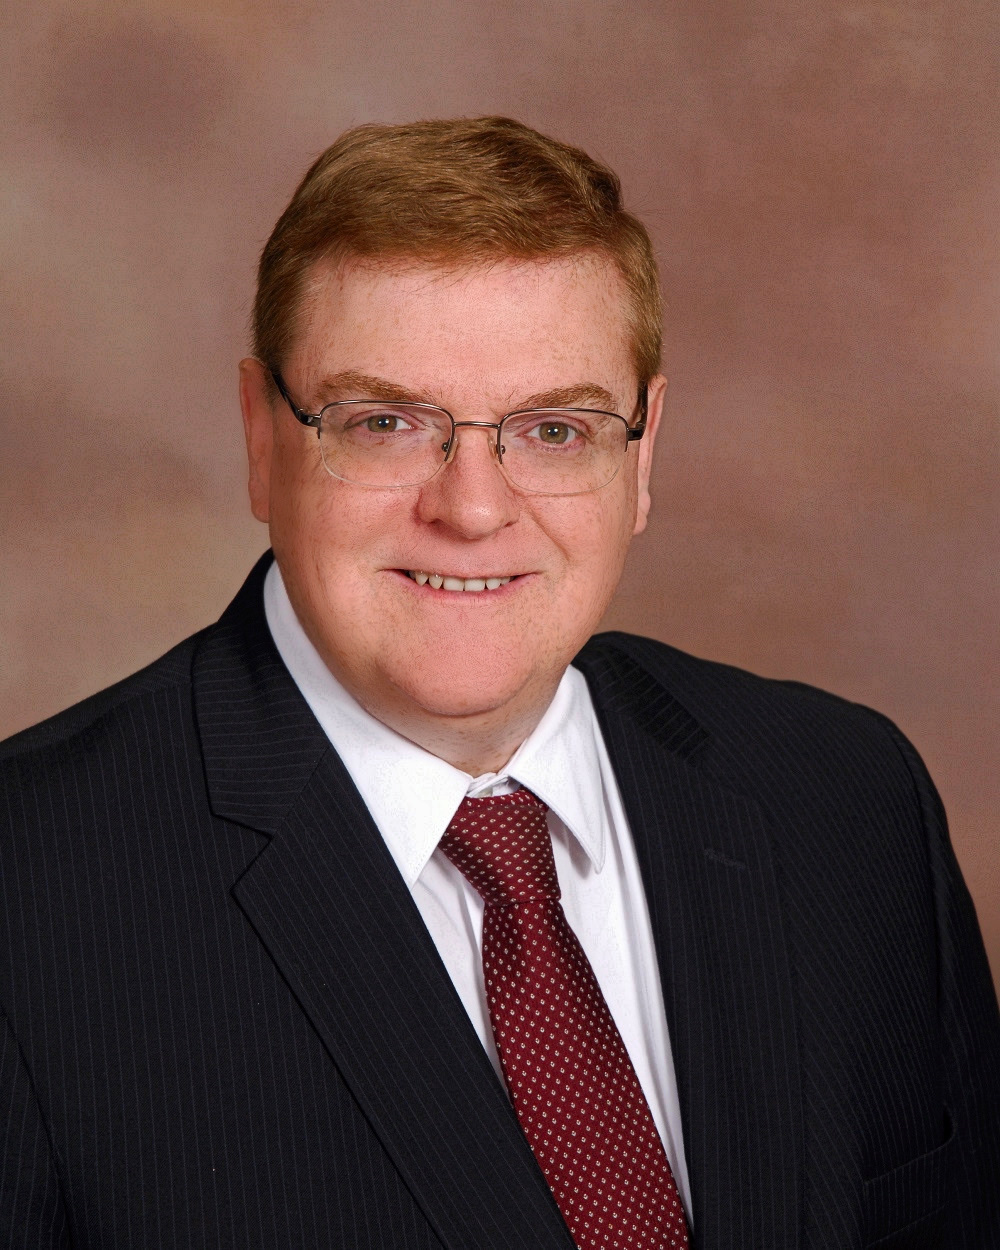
[
  {"xmin": 318, "ymin": 402, "xmax": 452, "ymax": 487},
  {"xmin": 499, "ymin": 410, "xmax": 628, "ymax": 494}
]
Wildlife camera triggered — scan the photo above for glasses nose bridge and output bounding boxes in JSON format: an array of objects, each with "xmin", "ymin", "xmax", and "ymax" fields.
[{"xmin": 443, "ymin": 418, "xmax": 505, "ymax": 465}]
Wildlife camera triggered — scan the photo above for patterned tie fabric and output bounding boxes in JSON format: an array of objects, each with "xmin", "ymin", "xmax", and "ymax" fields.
[{"xmin": 439, "ymin": 788, "xmax": 690, "ymax": 1250}]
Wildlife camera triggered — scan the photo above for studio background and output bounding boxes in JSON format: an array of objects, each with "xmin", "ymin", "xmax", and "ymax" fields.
[{"xmin": 2, "ymin": 0, "xmax": 997, "ymax": 983}]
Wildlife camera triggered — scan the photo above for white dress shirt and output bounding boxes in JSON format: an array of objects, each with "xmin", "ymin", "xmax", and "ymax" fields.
[{"xmin": 263, "ymin": 562, "xmax": 693, "ymax": 1220}]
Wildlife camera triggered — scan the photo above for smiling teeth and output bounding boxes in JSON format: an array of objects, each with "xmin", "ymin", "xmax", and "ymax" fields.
[{"xmin": 408, "ymin": 571, "xmax": 512, "ymax": 592}]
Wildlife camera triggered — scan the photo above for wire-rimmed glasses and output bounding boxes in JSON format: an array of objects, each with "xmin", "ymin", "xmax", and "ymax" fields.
[{"xmin": 270, "ymin": 370, "xmax": 647, "ymax": 496}]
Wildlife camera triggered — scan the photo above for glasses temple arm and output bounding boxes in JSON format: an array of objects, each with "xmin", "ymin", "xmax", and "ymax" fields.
[
  {"xmin": 270, "ymin": 368, "xmax": 321, "ymax": 428},
  {"xmin": 625, "ymin": 382, "xmax": 649, "ymax": 442}
]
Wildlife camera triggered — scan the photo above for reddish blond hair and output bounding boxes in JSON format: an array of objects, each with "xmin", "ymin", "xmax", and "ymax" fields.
[{"xmin": 252, "ymin": 116, "xmax": 662, "ymax": 383}]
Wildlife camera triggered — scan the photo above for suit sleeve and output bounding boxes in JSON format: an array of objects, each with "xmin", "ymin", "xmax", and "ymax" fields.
[
  {"xmin": 882, "ymin": 719, "xmax": 1000, "ymax": 1247},
  {"xmin": 0, "ymin": 1005, "xmax": 71, "ymax": 1247}
]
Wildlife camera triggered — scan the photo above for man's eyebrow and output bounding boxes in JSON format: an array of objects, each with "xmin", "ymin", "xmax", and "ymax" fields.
[
  {"xmin": 312, "ymin": 372, "xmax": 619, "ymax": 413},
  {"xmin": 312, "ymin": 371, "xmax": 431, "ymax": 405},
  {"xmin": 518, "ymin": 383, "xmax": 618, "ymax": 411}
]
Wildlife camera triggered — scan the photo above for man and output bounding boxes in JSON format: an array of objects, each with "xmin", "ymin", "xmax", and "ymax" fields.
[{"xmin": 1, "ymin": 118, "xmax": 997, "ymax": 1249}]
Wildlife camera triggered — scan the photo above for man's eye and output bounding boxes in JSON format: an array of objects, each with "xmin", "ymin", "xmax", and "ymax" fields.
[
  {"xmin": 529, "ymin": 421, "xmax": 578, "ymax": 445},
  {"xmin": 366, "ymin": 413, "xmax": 404, "ymax": 432}
]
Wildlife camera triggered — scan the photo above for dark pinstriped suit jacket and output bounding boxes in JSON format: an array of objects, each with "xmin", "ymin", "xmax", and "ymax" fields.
[{"xmin": 2, "ymin": 554, "xmax": 999, "ymax": 1249}]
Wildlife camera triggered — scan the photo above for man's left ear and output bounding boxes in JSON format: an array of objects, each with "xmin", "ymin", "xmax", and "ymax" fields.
[{"xmin": 633, "ymin": 373, "xmax": 666, "ymax": 536}]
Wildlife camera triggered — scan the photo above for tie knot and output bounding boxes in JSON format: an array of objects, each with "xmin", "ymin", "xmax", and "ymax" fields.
[{"xmin": 439, "ymin": 789, "xmax": 559, "ymax": 906}]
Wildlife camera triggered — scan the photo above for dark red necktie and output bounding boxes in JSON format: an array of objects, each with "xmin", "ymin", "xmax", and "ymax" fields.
[{"xmin": 439, "ymin": 788, "xmax": 690, "ymax": 1250}]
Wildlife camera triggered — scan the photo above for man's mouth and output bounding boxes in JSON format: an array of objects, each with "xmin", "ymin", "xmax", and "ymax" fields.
[{"xmin": 404, "ymin": 570, "xmax": 515, "ymax": 593}]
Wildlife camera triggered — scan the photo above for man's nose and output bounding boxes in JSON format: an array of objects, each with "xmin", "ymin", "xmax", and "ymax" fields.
[{"xmin": 416, "ymin": 423, "xmax": 519, "ymax": 537}]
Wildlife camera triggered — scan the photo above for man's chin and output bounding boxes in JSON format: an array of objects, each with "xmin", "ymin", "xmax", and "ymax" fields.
[
  {"xmin": 395, "ymin": 675, "xmax": 523, "ymax": 722},
  {"xmin": 374, "ymin": 655, "xmax": 551, "ymax": 726}
]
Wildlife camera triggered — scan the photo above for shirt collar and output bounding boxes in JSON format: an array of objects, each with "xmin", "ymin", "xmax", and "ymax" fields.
[
  {"xmin": 498, "ymin": 669, "xmax": 607, "ymax": 871},
  {"xmin": 263, "ymin": 561, "xmax": 608, "ymax": 884}
]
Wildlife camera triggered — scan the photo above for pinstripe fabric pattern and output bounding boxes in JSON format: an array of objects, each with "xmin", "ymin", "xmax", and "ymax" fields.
[{"xmin": 2, "ymin": 554, "xmax": 998, "ymax": 1248}]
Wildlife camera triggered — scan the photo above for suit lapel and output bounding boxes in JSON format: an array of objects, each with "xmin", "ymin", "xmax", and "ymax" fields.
[
  {"xmin": 576, "ymin": 638, "xmax": 804, "ymax": 1250},
  {"xmin": 194, "ymin": 557, "xmax": 574, "ymax": 1250}
]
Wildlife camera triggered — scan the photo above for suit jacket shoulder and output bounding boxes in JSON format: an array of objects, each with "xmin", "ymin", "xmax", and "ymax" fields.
[
  {"xmin": 578, "ymin": 627, "xmax": 920, "ymax": 812},
  {"xmin": 0, "ymin": 630, "xmax": 203, "ymax": 766}
]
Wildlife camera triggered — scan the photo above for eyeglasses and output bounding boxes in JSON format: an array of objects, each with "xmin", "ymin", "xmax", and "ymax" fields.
[{"xmin": 270, "ymin": 370, "xmax": 647, "ymax": 496}]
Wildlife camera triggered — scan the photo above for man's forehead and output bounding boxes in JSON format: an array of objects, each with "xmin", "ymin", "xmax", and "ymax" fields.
[
  {"xmin": 299, "ymin": 249, "xmax": 631, "ymax": 331},
  {"xmin": 290, "ymin": 251, "xmax": 635, "ymax": 402}
]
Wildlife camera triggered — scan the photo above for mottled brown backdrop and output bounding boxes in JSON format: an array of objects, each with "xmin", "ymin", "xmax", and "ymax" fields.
[{"xmin": 2, "ymin": 1, "xmax": 997, "ymax": 981}]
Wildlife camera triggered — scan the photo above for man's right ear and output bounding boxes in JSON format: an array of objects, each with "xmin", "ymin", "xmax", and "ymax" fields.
[{"xmin": 239, "ymin": 358, "xmax": 275, "ymax": 524}]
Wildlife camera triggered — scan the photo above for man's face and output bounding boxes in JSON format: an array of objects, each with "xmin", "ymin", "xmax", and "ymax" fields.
[{"xmin": 240, "ymin": 254, "xmax": 664, "ymax": 753}]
